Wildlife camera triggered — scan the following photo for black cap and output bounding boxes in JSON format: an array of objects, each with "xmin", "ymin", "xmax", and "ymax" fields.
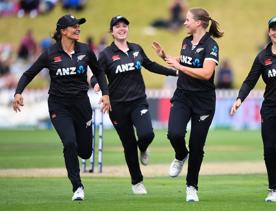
[
  {"xmin": 110, "ymin": 16, "xmax": 129, "ymax": 30},
  {"xmin": 56, "ymin": 14, "xmax": 86, "ymax": 31},
  {"xmin": 268, "ymin": 16, "xmax": 276, "ymax": 28}
]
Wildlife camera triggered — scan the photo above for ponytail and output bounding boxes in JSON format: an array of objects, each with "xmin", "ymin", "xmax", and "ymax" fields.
[
  {"xmin": 189, "ymin": 8, "xmax": 224, "ymax": 39},
  {"xmin": 209, "ymin": 18, "xmax": 224, "ymax": 38}
]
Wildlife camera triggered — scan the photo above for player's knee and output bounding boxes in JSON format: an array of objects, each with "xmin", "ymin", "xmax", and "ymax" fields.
[
  {"xmin": 167, "ymin": 133, "xmax": 184, "ymax": 142},
  {"xmin": 79, "ymin": 149, "xmax": 92, "ymax": 159},
  {"xmin": 63, "ymin": 140, "xmax": 77, "ymax": 150},
  {"xmin": 139, "ymin": 132, "xmax": 154, "ymax": 144}
]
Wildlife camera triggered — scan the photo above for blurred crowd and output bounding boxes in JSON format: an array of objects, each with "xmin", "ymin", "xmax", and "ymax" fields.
[
  {"xmin": 0, "ymin": 29, "xmax": 109, "ymax": 90},
  {"xmin": 0, "ymin": 0, "xmax": 87, "ymax": 18}
]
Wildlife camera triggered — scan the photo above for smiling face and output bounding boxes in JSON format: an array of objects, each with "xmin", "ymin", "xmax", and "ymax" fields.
[
  {"xmin": 184, "ymin": 11, "xmax": 201, "ymax": 35},
  {"xmin": 61, "ymin": 24, "xmax": 81, "ymax": 41},
  {"xmin": 111, "ymin": 21, "xmax": 129, "ymax": 41}
]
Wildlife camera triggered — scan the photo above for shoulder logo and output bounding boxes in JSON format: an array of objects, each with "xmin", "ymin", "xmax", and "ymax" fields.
[
  {"xmin": 77, "ymin": 55, "xmax": 86, "ymax": 62},
  {"xmin": 210, "ymin": 45, "xmax": 218, "ymax": 57}
]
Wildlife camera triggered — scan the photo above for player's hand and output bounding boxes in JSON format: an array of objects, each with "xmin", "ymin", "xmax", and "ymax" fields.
[
  {"xmin": 230, "ymin": 98, "xmax": 242, "ymax": 116},
  {"xmin": 152, "ymin": 41, "xmax": 167, "ymax": 60},
  {"xmin": 93, "ymin": 83, "xmax": 101, "ymax": 92},
  {"xmin": 99, "ymin": 95, "xmax": 111, "ymax": 113},
  {"xmin": 13, "ymin": 94, "xmax": 24, "ymax": 112},
  {"xmin": 165, "ymin": 56, "xmax": 181, "ymax": 69}
]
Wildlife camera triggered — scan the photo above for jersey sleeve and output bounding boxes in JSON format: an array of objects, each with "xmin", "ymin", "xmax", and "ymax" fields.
[
  {"xmin": 237, "ymin": 54, "xmax": 263, "ymax": 102},
  {"xmin": 204, "ymin": 41, "xmax": 219, "ymax": 64},
  {"xmin": 15, "ymin": 51, "xmax": 48, "ymax": 95},
  {"xmin": 139, "ymin": 45, "xmax": 177, "ymax": 76},
  {"xmin": 87, "ymin": 49, "xmax": 109, "ymax": 95}
]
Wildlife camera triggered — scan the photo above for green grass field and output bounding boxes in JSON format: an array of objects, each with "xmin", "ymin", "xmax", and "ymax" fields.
[
  {"xmin": 0, "ymin": 129, "xmax": 263, "ymax": 168},
  {"xmin": 0, "ymin": 176, "xmax": 275, "ymax": 211},
  {"xmin": 1, "ymin": 129, "xmax": 275, "ymax": 210}
]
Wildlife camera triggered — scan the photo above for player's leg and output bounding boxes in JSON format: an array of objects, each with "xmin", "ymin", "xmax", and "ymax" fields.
[
  {"xmin": 131, "ymin": 99, "xmax": 154, "ymax": 165},
  {"xmin": 167, "ymin": 99, "xmax": 191, "ymax": 177},
  {"xmin": 109, "ymin": 103, "xmax": 146, "ymax": 193},
  {"xmin": 262, "ymin": 117, "xmax": 276, "ymax": 202},
  {"xmin": 48, "ymin": 98, "xmax": 83, "ymax": 199},
  {"xmin": 72, "ymin": 95, "xmax": 93, "ymax": 159}
]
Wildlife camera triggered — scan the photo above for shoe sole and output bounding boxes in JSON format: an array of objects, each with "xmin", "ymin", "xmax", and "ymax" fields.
[
  {"xmin": 187, "ymin": 200, "xmax": 199, "ymax": 202},
  {"xmin": 73, "ymin": 197, "xmax": 84, "ymax": 201}
]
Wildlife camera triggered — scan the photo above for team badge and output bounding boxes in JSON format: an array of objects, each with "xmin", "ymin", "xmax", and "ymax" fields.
[
  {"xmin": 53, "ymin": 56, "xmax": 62, "ymax": 63},
  {"xmin": 112, "ymin": 55, "xmax": 121, "ymax": 61},
  {"xmin": 264, "ymin": 58, "xmax": 272, "ymax": 66},
  {"xmin": 133, "ymin": 51, "xmax": 139, "ymax": 58},
  {"xmin": 77, "ymin": 55, "xmax": 86, "ymax": 61}
]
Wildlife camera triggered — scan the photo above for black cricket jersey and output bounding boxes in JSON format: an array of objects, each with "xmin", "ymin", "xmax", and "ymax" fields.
[
  {"xmin": 15, "ymin": 41, "xmax": 109, "ymax": 97},
  {"xmin": 238, "ymin": 42, "xmax": 276, "ymax": 107},
  {"xmin": 98, "ymin": 42, "xmax": 177, "ymax": 103},
  {"xmin": 177, "ymin": 32, "xmax": 219, "ymax": 91}
]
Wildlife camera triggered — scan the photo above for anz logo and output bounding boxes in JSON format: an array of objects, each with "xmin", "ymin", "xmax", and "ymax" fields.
[
  {"xmin": 268, "ymin": 69, "xmax": 276, "ymax": 78},
  {"xmin": 180, "ymin": 55, "xmax": 192, "ymax": 65},
  {"xmin": 115, "ymin": 61, "xmax": 142, "ymax": 74},
  {"xmin": 180, "ymin": 55, "xmax": 201, "ymax": 67},
  {"xmin": 56, "ymin": 65, "xmax": 86, "ymax": 76}
]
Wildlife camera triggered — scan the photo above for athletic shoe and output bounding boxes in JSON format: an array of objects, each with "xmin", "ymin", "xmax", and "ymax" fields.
[
  {"xmin": 186, "ymin": 186, "xmax": 199, "ymax": 202},
  {"xmin": 168, "ymin": 154, "xmax": 189, "ymax": 177},
  {"xmin": 132, "ymin": 182, "xmax": 147, "ymax": 194},
  {"xmin": 140, "ymin": 150, "xmax": 149, "ymax": 166},
  {"xmin": 265, "ymin": 189, "xmax": 276, "ymax": 202},
  {"xmin": 72, "ymin": 186, "xmax": 84, "ymax": 201}
]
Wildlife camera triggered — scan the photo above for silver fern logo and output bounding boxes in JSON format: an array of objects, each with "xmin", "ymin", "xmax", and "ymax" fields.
[{"xmin": 199, "ymin": 115, "xmax": 209, "ymax": 121}]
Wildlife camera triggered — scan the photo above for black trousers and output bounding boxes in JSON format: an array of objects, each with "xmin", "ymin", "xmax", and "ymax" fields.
[
  {"xmin": 109, "ymin": 98, "xmax": 154, "ymax": 185},
  {"xmin": 168, "ymin": 89, "xmax": 215, "ymax": 189},
  {"xmin": 48, "ymin": 94, "xmax": 92, "ymax": 192},
  {"xmin": 261, "ymin": 117, "xmax": 276, "ymax": 190}
]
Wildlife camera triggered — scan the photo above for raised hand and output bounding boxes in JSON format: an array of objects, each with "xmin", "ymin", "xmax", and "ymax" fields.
[{"xmin": 152, "ymin": 41, "xmax": 167, "ymax": 59}]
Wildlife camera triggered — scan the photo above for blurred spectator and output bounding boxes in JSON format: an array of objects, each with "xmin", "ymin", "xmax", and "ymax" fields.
[
  {"xmin": 0, "ymin": 0, "xmax": 19, "ymax": 17},
  {"xmin": 86, "ymin": 35, "xmax": 97, "ymax": 52},
  {"xmin": 17, "ymin": 29, "xmax": 37, "ymax": 61},
  {"xmin": 0, "ymin": 43, "xmax": 17, "ymax": 89},
  {"xmin": 39, "ymin": 0, "xmax": 57, "ymax": 14},
  {"xmin": 168, "ymin": 0, "xmax": 187, "ymax": 31},
  {"xmin": 151, "ymin": 0, "xmax": 188, "ymax": 32},
  {"xmin": 39, "ymin": 37, "xmax": 52, "ymax": 51},
  {"xmin": 216, "ymin": 59, "xmax": 234, "ymax": 89},
  {"xmin": 18, "ymin": 0, "xmax": 40, "ymax": 18},
  {"xmin": 97, "ymin": 32, "xmax": 108, "ymax": 55},
  {"xmin": 61, "ymin": 0, "xmax": 87, "ymax": 11}
]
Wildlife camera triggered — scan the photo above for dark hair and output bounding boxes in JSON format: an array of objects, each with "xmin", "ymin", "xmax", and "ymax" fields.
[
  {"xmin": 52, "ymin": 30, "xmax": 62, "ymax": 42},
  {"xmin": 189, "ymin": 8, "xmax": 223, "ymax": 38}
]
